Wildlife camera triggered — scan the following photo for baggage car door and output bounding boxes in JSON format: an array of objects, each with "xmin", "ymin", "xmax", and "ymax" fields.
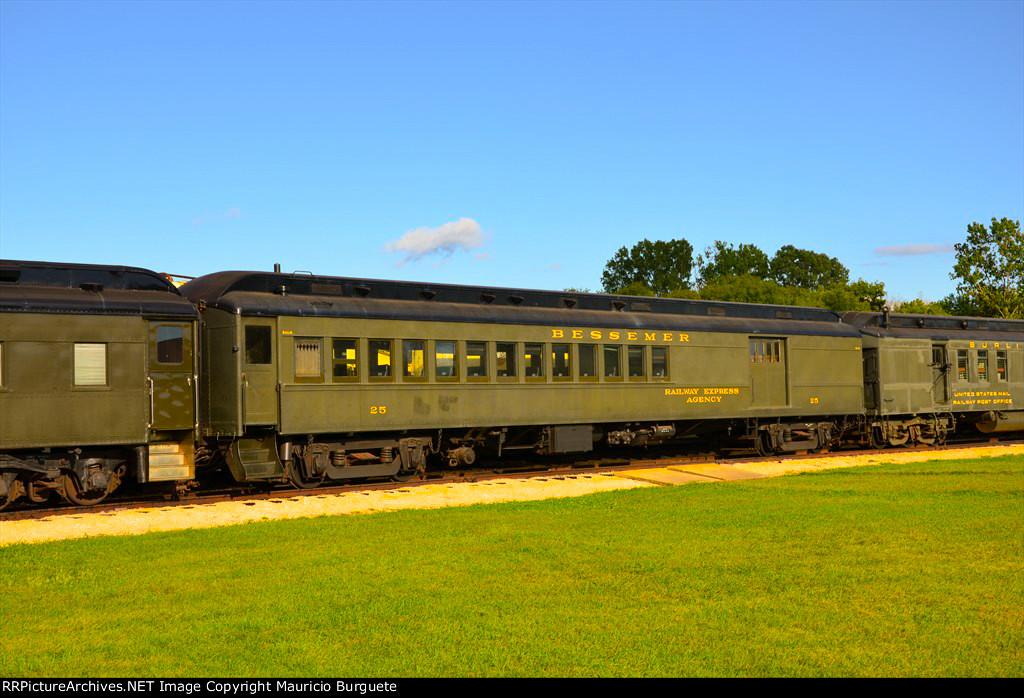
[
  {"xmin": 749, "ymin": 337, "xmax": 789, "ymax": 407},
  {"xmin": 148, "ymin": 321, "xmax": 195, "ymax": 430}
]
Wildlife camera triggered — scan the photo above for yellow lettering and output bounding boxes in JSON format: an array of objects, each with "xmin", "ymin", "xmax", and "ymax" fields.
[
  {"xmin": 970, "ymin": 341, "xmax": 975, "ymax": 348},
  {"xmin": 627, "ymin": 331, "xmax": 638, "ymax": 340},
  {"xmin": 571, "ymin": 330, "xmax": 583, "ymax": 339},
  {"xmin": 551, "ymin": 329, "xmax": 564, "ymax": 338},
  {"xmin": 590, "ymin": 330, "xmax": 602, "ymax": 340},
  {"xmin": 679, "ymin": 334, "xmax": 690, "ymax": 343},
  {"xmin": 644, "ymin": 332, "xmax": 656, "ymax": 341},
  {"xmin": 610, "ymin": 331, "xmax": 620, "ymax": 340},
  {"xmin": 663, "ymin": 333, "xmax": 673, "ymax": 342}
]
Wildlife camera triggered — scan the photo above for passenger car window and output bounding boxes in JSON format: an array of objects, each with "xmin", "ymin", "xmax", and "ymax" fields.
[
  {"xmin": 628, "ymin": 346, "xmax": 645, "ymax": 378},
  {"xmin": 552, "ymin": 343, "xmax": 571, "ymax": 379},
  {"xmin": 332, "ymin": 339, "xmax": 358, "ymax": 380},
  {"xmin": 652, "ymin": 346, "xmax": 668, "ymax": 379},
  {"xmin": 977, "ymin": 351, "xmax": 988, "ymax": 382},
  {"xmin": 997, "ymin": 351, "xmax": 1008, "ymax": 381},
  {"xmin": 579, "ymin": 344, "xmax": 597, "ymax": 378},
  {"xmin": 603, "ymin": 345, "xmax": 621, "ymax": 378},
  {"xmin": 525, "ymin": 343, "xmax": 544, "ymax": 379},
  {"xmin": 403, "ymin": 340, "xmax": 425, "ymax": 378},
  {"xmin": 369, "ymin": 339, "xmax": 393, "ymax": 378},
  {"xmin": 496, "ymin": 342, "xmax": 517, "ymax": 378},
  {"xmin": 435, "ymin": 340, "xmax": 457, "ymax": 379},
  {"xmin": 467, "ymin": 341, "xmax": 488, "ymax": 378}
]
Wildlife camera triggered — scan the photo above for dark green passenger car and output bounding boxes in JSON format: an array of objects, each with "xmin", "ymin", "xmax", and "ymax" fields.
[
  {"xmin": 843, "ymin": 311, "xmax": 1024, "ymax": 444},
  {"xmin": 182, "ymin": 271, "xmax": 866, "ymax": 485},
  {"xmin": 0, "ymin": 260, "xmax": 199, "ymax": 508}
]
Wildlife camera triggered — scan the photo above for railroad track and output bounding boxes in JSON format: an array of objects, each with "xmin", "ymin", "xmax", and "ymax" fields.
[{"xmin": 3, "ymin": 437, "xmax": 1018, "ymax": 523}]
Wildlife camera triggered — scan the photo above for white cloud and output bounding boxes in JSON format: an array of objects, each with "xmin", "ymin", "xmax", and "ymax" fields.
[
  {"xmin": 874, "ymin": 244, "xmax": 954, "ymax": 256},
  {"xmin": 385, "ymin": 217, "xmax": 484, "ymax": 264}
]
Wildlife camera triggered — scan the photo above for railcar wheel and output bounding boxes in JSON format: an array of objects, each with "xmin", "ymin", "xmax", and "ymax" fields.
[
  {"xmin": 27, "ymin": 480, "xmax": 53, "ymax": 504},
  {"xmin": 887, "ymin": 430, "xmax": 909, "ymax": 447},
  {"xmin": 60, "ymin": 474, "xmax": 111, "ymax": 506},
  {"xmin": 870, "ymin": 427, "xmax": 887, "ymax": 449},
  {"xmin": 286, "ymin": 459, "xmax": 324, "ymax": 490},
  {"xmin": 0, "ymin": 474, "xmax": 19, "ymax": 511}
]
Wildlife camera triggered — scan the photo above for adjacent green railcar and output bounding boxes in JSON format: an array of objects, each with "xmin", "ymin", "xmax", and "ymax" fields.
[
  {"xmin": 0, "ymin": 260, "xmax": 199, "ymax": 508},
  {"xmin": 843, "ymin": 311, "xmax": 1024, "ymax": 445},
  {"xmin": 182, "ymin": 271, "xmax": 865, "ymax": 485}
]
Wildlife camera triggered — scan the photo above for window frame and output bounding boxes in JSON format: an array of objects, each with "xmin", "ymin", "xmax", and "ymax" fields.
[
  {"xmin": 524, "ymin": 342, "xmax": 546, "ymax": 382},
  {"xmin": 368, "ymin": 338, "xmax": 395, "ymax": 382},
  {"xmin": 465, "ymin": 340, "xmax": 489, "ymax": 382},
  {"xmin": 627, "ymin": 345, "xmax": 646, "ymax": 381},
  {"xmin": 496, "ymin": 342, "xmax": 518, "ymax": 382},
  {"xmin": 651, "ymin": 345, "xmax": 669, "ymax": 381},
  {"xmin": 244, "ymin": 325, "xmax": 273, "ymax": 365},
  {"xmin": 956, "ymin": 349, "xmax": 969, "ymax": 382},
  {"xmin": 552, "ymin": 342, "xmax": 572, "ymax": 382},
  {"xmin": 293, "ymin": 336, "xmax": 324, "ymax": 383},
  {"xmin": 402, "ymin": 339, "xmax": 427, "ymax": 382},
  {"xmin": 434, "ymin": 339, "xmax": 459, "ymax": 382},
  {"xmin": 331, "ymin": 338, "xmax": 359, "ymax": 383},
  {"xmin": 73, "ymin": 342, "xmax": 108, "ymax": 388},
  {"xmin": 578, "ymin": 343, "xmax": 598, "ymax": 382},
  {"xmin": 603, "ymin": 344, "xmax": 623, "ymax": 382}
]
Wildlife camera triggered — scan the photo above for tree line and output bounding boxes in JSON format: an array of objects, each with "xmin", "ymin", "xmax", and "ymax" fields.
[{"xmin": 589, "ymin": 217, "xmax": 1022, "ymax": 318}]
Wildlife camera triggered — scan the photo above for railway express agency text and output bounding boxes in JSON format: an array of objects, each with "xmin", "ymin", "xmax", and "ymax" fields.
[{"xmin": 1, "ymin": 681, "xmax": 398, "ymax": 695}]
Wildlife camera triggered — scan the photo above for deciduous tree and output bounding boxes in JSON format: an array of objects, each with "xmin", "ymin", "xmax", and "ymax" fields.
[
  {"xmin": 769, "ymin": 245, "xmax": 849, "ymax": 290},
  {"xmin": 947, "ymin": 217, "xmax": 1023, "ymax": 318},
  {"xmin": 696, "ymin": 242, "xmax": 770, "ymax": 287},
  {"xmin": 601, "ymin": 238, "xmax": 694, "ymax": 294}
]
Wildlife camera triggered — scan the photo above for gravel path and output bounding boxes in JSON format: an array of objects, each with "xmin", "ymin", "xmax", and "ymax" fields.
[{"xmin": 2, "ymin": 444, "xmax": 1021, "ymax": 547}]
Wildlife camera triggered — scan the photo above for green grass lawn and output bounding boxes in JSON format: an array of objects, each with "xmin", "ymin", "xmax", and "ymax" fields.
[{"xmin": 1, "ymin": 454, "xmax": 1022, "ymax": 677}]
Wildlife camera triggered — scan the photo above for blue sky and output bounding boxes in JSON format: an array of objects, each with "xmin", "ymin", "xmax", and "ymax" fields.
[{"xmin": 1, "ymin": 0, "xmax": 1021, "ymax": 302}]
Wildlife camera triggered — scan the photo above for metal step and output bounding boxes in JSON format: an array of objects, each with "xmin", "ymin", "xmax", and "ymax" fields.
[
  {"xmin": 227, "ymin": 436, "xmax": 284, "ymax": 481},
  {"xmin": 148, "ymin": 440, "xmax": 194, "ymax": 481}
]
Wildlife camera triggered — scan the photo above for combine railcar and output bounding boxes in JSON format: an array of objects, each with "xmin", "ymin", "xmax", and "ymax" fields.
[
  {"xmin": 0, "ymin": 260, "xmax": 199, "ymax": 508},
  {"xmin": 180, "ymin": 270, "xmax": 866, "ymax": 486}
]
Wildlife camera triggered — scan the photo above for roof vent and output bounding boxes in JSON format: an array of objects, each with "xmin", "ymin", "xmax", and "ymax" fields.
[
  {"xmin": 631, "ymin": 302, "xmax": 651, "ymax": 312},
  {"xmin": 80, "ymin": 282, "xmax": 104, "ymax": 292},
  {"xmin": 274, "ymin": 285, "xmax": 288, "ymax": 296},
  {"xmin": 480, "ymin": 292, "xmax": 496, "ymax": 304},
  {"xmin": 960, "ymin": 320, "xmax": 969, "ymax": 329},
  {"xmin": 611, "ymin": 300, "xmax": 626, "ymax": 311},
  {"xmin": 419, "ymin": 289, "xmax": 436, "ymax": 300},
  {"xmin": 508, "ymin": 295, "xmax": 524, "ymax": 305},
  {"xmin": 562, "ymin": 298, "xmax": 578, "ymax": 308},
  {"xmin": 707, "ymin": 306, "xmax": 726, "ymax": 316},
  {"xmin": 353, "ymin": 285, "xmax": 371, "ymax": 297},
  {"xmin": 917, "ymin": 318, "xmax": 926, "ymax": 328}
]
